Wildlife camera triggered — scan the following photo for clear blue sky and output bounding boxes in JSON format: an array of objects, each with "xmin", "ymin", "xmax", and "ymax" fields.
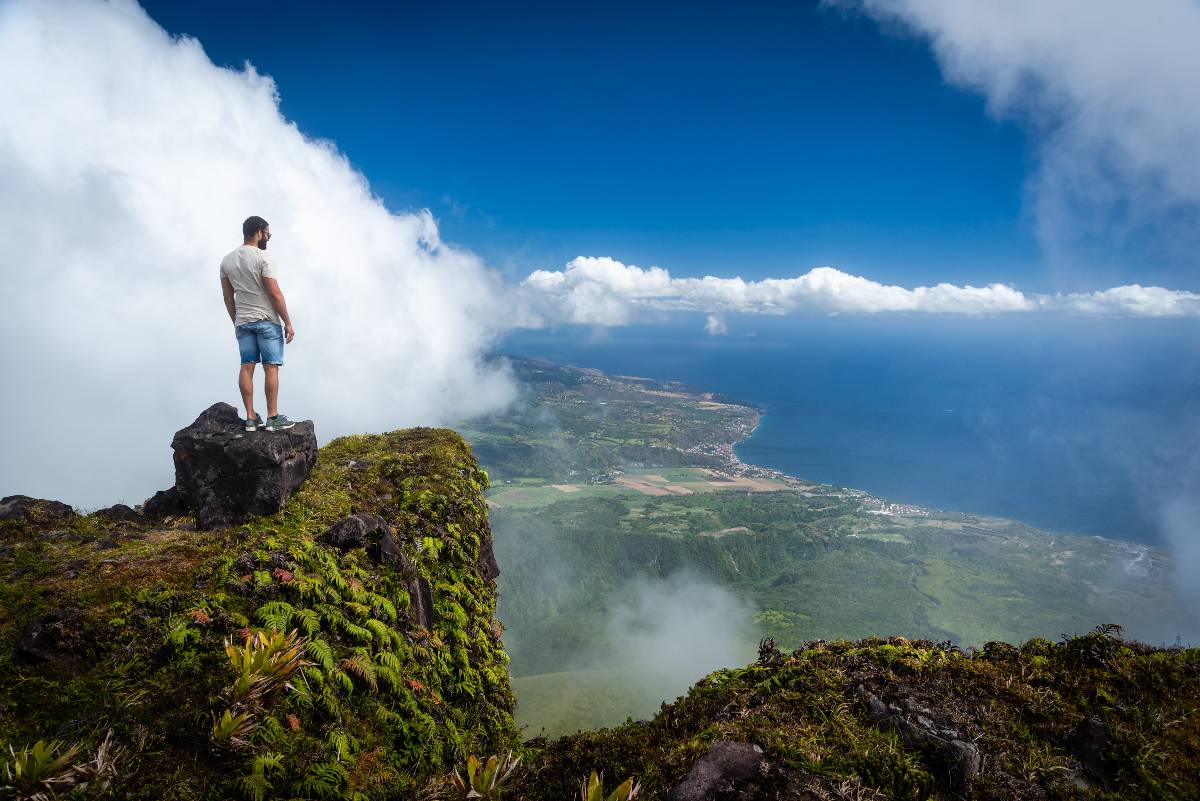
[{"xmin": 141, "ymin": 1, "xmax": 1040, "ymax": 288}]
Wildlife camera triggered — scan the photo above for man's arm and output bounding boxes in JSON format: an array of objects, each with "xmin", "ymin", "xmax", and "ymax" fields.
[
  {"xmin": 263, "ymin": 277, "xmax": 295, "ymax": 343},
  {"xmin": 220, "ymin": 276, "xmax": 236, "ymax": 322}
]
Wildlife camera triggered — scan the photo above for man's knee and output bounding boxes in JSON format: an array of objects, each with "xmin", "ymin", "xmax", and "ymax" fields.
[
  {"xmin": 240, "ymin": 362, "xmax": 257, "ymax": 373},
  {"xmin": 263, "ymin": 363, "xmax": 280, "ymax": 373}
]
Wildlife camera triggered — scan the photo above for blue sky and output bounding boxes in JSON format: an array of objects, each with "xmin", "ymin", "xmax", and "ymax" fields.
[{"xmin": 140, "ymin": 0, "xmax": 1044, "ymax": 289}]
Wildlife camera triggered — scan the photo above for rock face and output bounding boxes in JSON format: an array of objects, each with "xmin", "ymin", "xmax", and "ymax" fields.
[
  {"xmin": 858, "ymin": 686, "xmax": 981, "ymax": 790},
  {"xmin": 667, "ymin": 742, "xmax": 768, "ymax": 801},
  {"xmin": 94, "ymin": 503, "xmax": 141, "ymax": 524},
  {"xmin": 15, "ymin": 609, "xmax": 89, "ymax": 663},
  {"xmin": 320, "ymin": 513, "xmax": 435, "ymax": 630},
  {"xmin": 157, "ymin": 403, "xmax": 316, "ymax": 529},
  {"xmin": 0, "ymin": 495, "xmax": 75, "ymax": 526}
]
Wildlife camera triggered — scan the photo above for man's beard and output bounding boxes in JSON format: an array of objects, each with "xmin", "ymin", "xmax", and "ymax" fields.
[{"xmin": 258, "ymin": 237, "xmax": 268, "ymax": 250}]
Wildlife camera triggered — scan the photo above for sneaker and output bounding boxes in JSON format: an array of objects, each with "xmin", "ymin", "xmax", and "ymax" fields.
[
  {"xmin": 244, "ymin": 413, "xmax": 264, "ymax": 432},
  {"xmin": 265, "ymin": 414, "xmax": 295, "ymax": 431}
]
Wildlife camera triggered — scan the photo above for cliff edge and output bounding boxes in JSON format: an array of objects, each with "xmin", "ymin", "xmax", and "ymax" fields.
[{"xmin": 0, "ymin": 409, "xmax": 515, "ymax": 799}]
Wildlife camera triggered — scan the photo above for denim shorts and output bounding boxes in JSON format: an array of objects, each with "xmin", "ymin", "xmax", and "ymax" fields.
[{"xmin": 235, "ymin": 320, "xmax": 284, "ymax": 365}]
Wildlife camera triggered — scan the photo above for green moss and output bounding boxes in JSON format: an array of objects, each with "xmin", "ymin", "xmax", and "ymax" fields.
[{"xmin": 0, "ymin": 428, "xmax": 516, "ymax": 799}]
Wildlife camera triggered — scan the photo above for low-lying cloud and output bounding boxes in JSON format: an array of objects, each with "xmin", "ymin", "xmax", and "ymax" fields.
[
  {"xmin": 596, "ymin": 573, "xmax": 756, "ymax": 701},
  {"xmin": 523, "ymin": 257, "xmax": 1200, "ymax": 326},
  {"xmin": 0, "ymin": 0, "xmax": 518, "ymax": 506}
]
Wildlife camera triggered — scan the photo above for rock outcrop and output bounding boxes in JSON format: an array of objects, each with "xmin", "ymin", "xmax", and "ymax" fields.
[
  {"xmin": 667, "ymin": 741, "xmax": 768, "ymax": 800},
  {"xmin": 319, "ymin": 512, "xmax": 435, "ymax": 630},
  {"xmin": 0, "ymin": 494, "xmax": 75, "ymax": 525},
  {"xmin": 147, "ymin": 402, "xmax": 317, "ymax": 529},
  {"xmin": 857, "ymin": 685, "xmax": 981, "ymax": 789}
]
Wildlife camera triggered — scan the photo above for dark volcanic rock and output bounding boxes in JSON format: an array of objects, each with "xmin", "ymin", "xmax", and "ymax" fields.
[
  {"xmin": 93, "ymin": 503, "xmax": 141, "ymax": 524},
  {"xmin": 320, "ymin": 513, "xmax": 392, "ymax": 551},
  {"xmin": 477, "ymin": 533, "xmax": 500, "ymax": 582},
  {"xmin": 16, "ymin": 609, "xmax": 89, "ymax": 663},
  {"xmin": 1069, "ymin": 717, "xmax": 1111, "ymax": 782},
  {"xmin": 169, "ymin": 403, "xmax": 316, "ymax": 530},
  {"xmin": 0, "ymin": 495, "xmax": 75, "ymax": 526},
  {"xmin": 320, "ymin": 513, "xmax": 435, "ymax": 630},
  {"xmin": 142, "ymin": 486, "xmax": 188, "ymax": 519},
  {"xmin": 858, "ymin": 686, "xmax": 981, "ymax": 790},
  {"xmin": 667, "ymin": 741, "xmax": 768, "ymax": 801}
]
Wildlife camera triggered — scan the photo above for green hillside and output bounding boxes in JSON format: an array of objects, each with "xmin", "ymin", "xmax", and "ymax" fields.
[{"xmin": 463, "ymin": 358, "xmax": 1183, "ymax": 736}]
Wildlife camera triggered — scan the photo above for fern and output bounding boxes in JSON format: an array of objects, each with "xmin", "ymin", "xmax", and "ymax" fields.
[
  {"xmin": 343, "ymin": 601, "xmax": 371, "ymax": 620},
  {"xmin": 316, "ymin": 604, "xmax": 346, "ymax": 631},
  {"xmin": 368, "ymin": 593, "xmax": 397, "ymax": 621},
  {"xmin": 364, "ymin": 619, "xmax": 391, "ymax": 643},
  {"xmin": 342, "ymin": 623, "xmax": 373, "ymax": 643},
  {"xmin": 375, "ymin": 651, "xmax": 403, "ymax": 674},
  {"xmin": 293, "ymin": 608, "xmax": 321, "ymax": 636},
  {"xmin": 238, "ymin": 751, "xmax": 283, "ymax": 801},
  {"xmin": 306, "ymin": 639, "xmax": 336, "ymax": 673},
  {"xmin": 340, "ymin": 652, "xmax": 378, "ymax": 692},
  {"xmin": 255, "ymin": 601, "xmax": 294, "ymax": 631},
  {"xmin": 331, "ymin": 669, "xmax": 355, "ymax": 695},
  {"xmin": 324, "ymin": 728, "xmax": 358, "ymax": 762},
  {"xmin": 376, "ymin": 664, "xmax": 404, "ymax": 693},
  {"xmin": 318, "ymin": 686, "xmax": 340, "ymax": 716},
  {"xmin": 287, "ymin": 679, "xmax": 314, "ymax": 710},
  {"xmin": 254, "ymin": 715, "xmax": 286, "ymax": 746},
  {"xmin": 294, "ymin": 761, "xmax": 349, "ymax": 799}
]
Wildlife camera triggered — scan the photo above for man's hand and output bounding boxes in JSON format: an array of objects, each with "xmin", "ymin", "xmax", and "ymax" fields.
[{"xmin": 284, "ymin": 323, "xmax": 295, "ymax": 343}]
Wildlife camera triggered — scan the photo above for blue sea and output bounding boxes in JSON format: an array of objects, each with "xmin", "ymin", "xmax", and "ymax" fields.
[{"xmin": 499, "ymin": 316, "xmax": 1200, "ymax": 545}]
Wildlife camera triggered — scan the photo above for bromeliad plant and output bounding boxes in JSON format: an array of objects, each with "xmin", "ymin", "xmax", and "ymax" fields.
[
  {"xmin": 2, "ymin": 739, "xmax": 85, "ymax": 800},
  {"xmin": 210, "ymin": 709, "xmax": 258, "ymax": 751},
  {"xmin": 451, "ymin": 751, "xmax": 520, "ymax": 800},
  {"xmin": 580, "ymin": 771, "xmax": 641, "ymax": 801},
  {"xmin": 224, "ymin": 628, "xmax": 312, "ymax": 706}
]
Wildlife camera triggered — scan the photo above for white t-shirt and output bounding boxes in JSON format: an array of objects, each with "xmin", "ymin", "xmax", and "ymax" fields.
[{"xmin": 219, "ymin": 245, "xmax": 279, "ymax": 326}]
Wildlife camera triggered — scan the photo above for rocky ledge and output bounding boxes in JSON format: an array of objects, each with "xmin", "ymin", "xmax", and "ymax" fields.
[{"xmin": 145, "ymin": 402, "xmax": 318, "ymax": 529}]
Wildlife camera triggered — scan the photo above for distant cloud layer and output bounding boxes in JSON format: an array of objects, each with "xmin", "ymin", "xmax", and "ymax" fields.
[
  {"xmin": 0, "ymin": 0, "xmax": 517, "ymax": 505},
  {"xmin": 523, "ymin": 257, "xmax": 1200, "ymax": 325},
  {"xmin": 847, "ymin": 0, "xmax": 1200, "ymax": 268},
  {"xmin": 2, "ymin": 0, "xmax": 1197, "ymax": 507}
]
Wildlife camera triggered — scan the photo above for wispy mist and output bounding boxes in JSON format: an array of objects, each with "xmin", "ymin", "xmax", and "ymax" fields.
[{"xmin": 587, "ymin": 573, "xmax": 756, "ymax": 702}]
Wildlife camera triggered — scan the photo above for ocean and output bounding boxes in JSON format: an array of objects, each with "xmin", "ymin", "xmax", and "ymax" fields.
[{"xmin": 498, "ymin": 316, "xmax": 1200, "ymax": 545}]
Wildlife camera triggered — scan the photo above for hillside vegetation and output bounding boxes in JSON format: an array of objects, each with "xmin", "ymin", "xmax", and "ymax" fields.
[{"xmin": 0, "ymin": 428, "xmax": 514, "ymax": 799}]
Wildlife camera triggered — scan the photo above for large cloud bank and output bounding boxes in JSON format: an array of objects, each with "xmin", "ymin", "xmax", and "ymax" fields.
[
  {"xmin": 0, "ymin": 0, "xmax": 517, "ymax": 506},
  {"xmin": 847, "ymin": 0, "xmax": 1200, "ymax": 267},
  {"xmin": 524, "ymin": 257, "xmax": 1200, "ymax": 327}
]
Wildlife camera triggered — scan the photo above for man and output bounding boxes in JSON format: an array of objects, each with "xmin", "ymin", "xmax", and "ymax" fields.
[{"xmin": 219, "ymin": 216, "xmax": 296, "ymax": 432}]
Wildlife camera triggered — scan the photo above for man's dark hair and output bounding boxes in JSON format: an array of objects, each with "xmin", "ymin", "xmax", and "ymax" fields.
[{"xmin": 242, "ymin": 216, "xmax": 269, "ymax": 239}]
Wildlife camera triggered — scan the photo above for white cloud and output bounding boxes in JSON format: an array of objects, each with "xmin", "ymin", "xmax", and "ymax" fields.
[
  {"xmin": 704, "ymin": 314, "xmax": 728, "ymax": 336},
  {"xmin": 523, "ymin": 257, "xmax": 1200, "ymax": 324},
  {"xmin": 0, "ymin": 0, "xmax": 518, "ymax": 506},
  {"xmin": 846, "ymin": 0, "xmax": 1200, "ymax": 265}
]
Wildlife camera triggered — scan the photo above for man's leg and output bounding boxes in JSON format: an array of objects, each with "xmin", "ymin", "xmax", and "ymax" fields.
[
  {"xmin": 264, "ymin": 364, "xmax": 280, "ymax": 419},
  {"xmin": 239, "ymin": 363, "xmax": 257, "ymax": 419}
]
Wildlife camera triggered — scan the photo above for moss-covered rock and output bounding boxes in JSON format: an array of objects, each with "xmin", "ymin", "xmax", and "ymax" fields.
[
  {"xmin": 0, "ymin": 427, "xmax": 516, "ymax": 799},
  {"xmin": 514, "ymin": 633, "xmax": 1200, "ymax": 801}
]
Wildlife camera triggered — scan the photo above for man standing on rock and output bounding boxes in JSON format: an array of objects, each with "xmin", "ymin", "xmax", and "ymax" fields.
[{"xmin": 220, "ymin": 216, "xmax": 296, "ymax": 432}]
